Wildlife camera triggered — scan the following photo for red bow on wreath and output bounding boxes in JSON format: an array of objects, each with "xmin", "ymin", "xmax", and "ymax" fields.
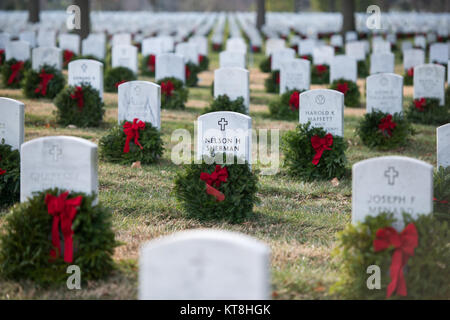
[
  {"xmin": 0, "ymin": 156, "xmax": 5, "ymax": 175},
  {"xmin": 0, "ymin": 49, "xmax": 4, "ymax": 65},
  {"xmin": 378, "ymin": 114, "xmax": 397, "ymax": 137},
  {"xmin": 34, "ymin": 69, "xmax": 54, "ymax": 96},
  {"xmin": 301, "ymin": 55, "xmax": 309, "ymax": 61},
  {"xmin": 123, "ymin": 118, "xmax": 145, "ymax": 153},
  {"xmin": 433, "ymin": 197, "xmax": 449, "ymax": 204},
  {"xmin": 8, "ymin": 61, "xmax": 24, "ymax": 85},
  {"xmin": 289, "ymin": 91, "xmax": 300, "ymax": 111},
  {"xmin": 63, "ymin": 50, "xmax": 74, "ymax": 66},
  {"xmin": 147, "ymin": 54, "xmax": 156, "ymax": 72},
  {"xmin": 373, "ymin": 223, "xmax": 418, "ymax": 298},
  {"xmin": 275, "ymin": 72, "xmax": 280, "ymax": 84},
  {"xmin": 200, "ymin": 165, "xmax": 228, "ymax": 202},
  {"xmin": 185, "ymin": 65, "xmax": 191, "ymax": 80},
  {"xmin": 311, "ymin": 133, "xmax": 333, "ymax": 165},
  {"xmin": 70, "ymin": 86, "xmax": 84, "ymax": 110},
  {"xmin": 198, "ymin": 55, "xmax": 204, "ymax": 65},
  {"xmin": 45, "ymin": 191, "xmax": 83, "ymax": 263},
  {"xmin": 315, "ymin": 64, "xmax": 327, "ymax": 74},
  {"xmin": 115, "ymin": 80, "xmax": 127, "ymax": 88},
  {"xmin": 337, "ymin": 82, "xmax": 349, "ymax": 95},
  {"xmin": 161, "ymin": 80, "xmax": 175, "ymax": 96},
  {"xmin": 407, "ymin": 67, "xmax": 414, "ymax": 77},
  {"xmin": 414, "ymin": 98, "xmax": 426, "ymax": 112}
]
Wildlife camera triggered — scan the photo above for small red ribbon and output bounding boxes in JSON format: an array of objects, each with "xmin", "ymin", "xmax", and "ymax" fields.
[
  {"xmin": 373, "ymin": 223, "xmax": 418, "ymax": 298},
  {"xmin": 311, "ymin": 133, "xmax": 333, "ymax": 165},
  {"xmin": 198, "ymin": 54, "xmax": 204, "ymax": 65},
  {"xmin": 34, "ymin": 69, "xmax": 54, "ymax": 96},
  {"xmin": 414, "ymin": 98, "xmax": 426, "ymax": 112},
  {"xmin": 275, "ymin": 72, "xmax": 280, "ymax": 84},
  {"xmin": 123, "ymin": 118, "xmax": 145, "ymax": 153},
  {"xmin": 289, "ymin": 91, "xmax": 300, "ymax": 111},
  {"xmin": 70, "ymin": 86, "xmax": 84, "ymax": 110},
  {"xmin": 63, "ymin": 50, "xmax": 74, "ymax": 66},
  {"xmin": 45, "ymin": 191, "xmax": 83, "ymax": 263},
  {"xmin": 378, "ymin": 114, "xmax": 397, "ymax": 137},
  {"xmin": 185, "ymin": 65, "xmax": 191, "ymax": 80},
  {"xmin": 316, "ymin": 64, "xmax": 327, "ymax": 74},
  {"xmin": 0, "ymin": 49, "xmax": 4, "ymax": 65},
  {"xmin": 161, "ymin": 80, "xmax": 175, "ymax": 96},
  {"xmin": 337, "ymin": 82, "xmax": 349, "ymax": 95},
  {"xmin": 301, "ymin": 55, "xmax": 310, "ymax": 60},
  {"xmin": 407, "ymin": 67, "xmax": 414, "ymax": 77},
  {"xmin": 433, "ymin": 197, "xmax": 449, "ymax": 204},
  {"xmin": 115, "ymin": 80, "xmax": 126, "ymax": 88},
  {"xmin": 8, "ymin": 61, "xmax": 24, "ymax": 84},
  {"xmin": 0, "ymin": 155, "xmax": 5, "ymax": 175},
  {"xmin": 200, "ymin": 165, "xmax": 228, "ymax": 202},
  {"xmin": 147, "ymin": 54, "xmax": 156, "ymax": 72}
]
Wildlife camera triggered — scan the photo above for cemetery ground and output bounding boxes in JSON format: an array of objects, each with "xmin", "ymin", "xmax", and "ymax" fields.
[{"xmin": 0, "ymin": 49, "xmax": 437, "ymax": 300}]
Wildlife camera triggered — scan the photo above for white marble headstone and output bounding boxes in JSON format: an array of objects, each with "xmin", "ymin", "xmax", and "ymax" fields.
[
  {"xmin": 366, "ymin": 73, "xmax": 403, "ymax": 114},
  {"xmin": 270, "ymin": 48, "xmax": 296, "ymax": 71},
  {"xmin": 214, "ymin": 67, "xmax": 250, "ymax": 113},
  {"xmin": 414, "ymin": 64, "xmax": 446, "ymax": 106},
  {"xmin": 226, "ymin": 37, "xmax": 247, "ymax": 54},
  {"xmin": 139, "ymin": 229, "xmax": 271, "ymax": 300},
  {"xmin": 352, "ymin": 156, "xmax": 433, "ymax": 230},
  {"xmin": 19, "ymin": 31, "xmax": 36, "ymax": 48},
  {"xmin": 298, "ymin": 39, "xmax": 316, "ymax": 56},
  {"xmin": 197, "ymin": 111, "xmax": 252, "ymax": 164},
  {"xmin": 5, "ymin": 40, "xmax": 31, "ymax": 61},
  {"xmin": 345, "ymin": 41, "xmax": 366, "ymax": 61},
  {"xmin": 280, "ymin": 58, "xmax": 311, "ymax": 94},
  {"xmin": 0, "ymin": 97, "xmax": 24, "ymax": 151},
  {"xmin": 403, "ymin": 49, "xmax": 425, "ymax": 71},
  {"xmin": 82, "ymin": 33, "xmax": 106, "ymax": 60},
  {"xmin": 155, "ymin": 53, "xmax": 185, "ymax": 83},
  {"xmin": 175, "ymin": 42, "xmax": 198, "ymax": 65},
  {"xmin": 370, "ymin": 52, "xmax": 395, "ymax": 74},
  {"xmin": 437, "ymin": 124, "xmax": 450, "ymax": 168},
  {"xmin": 20, "ymin": 136, "xmax": 99, "ymax": 203},
  {"xmin": 429, "ymin": 43, "xmax": 449, "ymax": 65},
  {"xmin": 59, "ymin": 33, "xmax": 80, "ymax": 55},
  {"xmin": 112, "ymin": 44, "xmax": 138, "ymax": 74},
  {"xmin": 118, "ymin": 81, "xmax": 161, "ymax": 129},
  {"xmin": 299, "ymin": 89, "xmax": 344, "ymax": 137},
  {"xmin": 312, "ymin": 45, "xmax": 334, "ymax": 65},
  {"xmin": 219, "ymin": 51, "xmax": 246, "ymax": 69},
  {"xmin": 68, "ymin": 59, "xmax": 104, "ymax": 100},
  {"xmin": 265, "ymin": 38, "xmax": 285, "ymax": 56},
  {"xmin": 32, "ymin": 47, "xmax": 63, "ymax": 71},
  {"xmin": 37, "ymin": 29, "xmax": 56, "ymax": 48},
  {"xmin": 330, "ymin": 55, "xmax": 357, "ymax": 83},
  {"xmin": 112, "ymin": 33, "xmax": 132, "ymax": 47}
]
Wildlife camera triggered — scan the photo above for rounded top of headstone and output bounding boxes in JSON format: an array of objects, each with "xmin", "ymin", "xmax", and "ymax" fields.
[
  {"xmin": 68, "ymin": 58, "xmax": 103, "ymax": 67},
  {"xmin": 0, "ymin": 97, "xmax": 25, "ymax": 107},
  {"xmin": 118, "ymin": 80, "xmax": 160, "ymax": 90},
  {"xmin": 21, "ymin": 135, "xmax": 97, "ymax": 149},
  {"xmin": 198, "ymin": 111, "xmax": 251, "ymax": 122},
  {"xmin": 353, "ymin": 155, "xmax": 433, "ymax": 171}
]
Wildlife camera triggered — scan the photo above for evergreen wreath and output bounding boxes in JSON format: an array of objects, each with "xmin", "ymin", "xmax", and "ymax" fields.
[
  {"xmin": 405, "ymin": 98, "xmax": 450, "ymax": 125},
  {"xmin": 264, "ymin": 70, "xmax": 280, "ymax": 93},
  {"xmin": 212, "ymin": 43, "xmax": 222, "ymax": 52},
  {"xmin": 311, "ymin": 64, "xmax": 330, "ymax": 84},
  {"xmin": 299, "ymin": 55, "xmax": 312, "ymax": 63},
  {"xmin": 259, "ymin": 55, "xmax": 271, "ymax": 73},
  {"xmin": 268, "ymin": 89, "xmax": 306, "ymax": 120},
  {"xmin": 404, "ymin": 68, "xmax": 414, "ymax": 86},
  {"xmin": 0, "ymin": 49, "xmax": 4, "ymax": 66},
  {"xmin": 357, "ymin": 111, "xmax": 414, "ymax": 150},
  {"xmin": 22, "ymin": 64, "xmax": 66, "ymax": 99},
  {"xmin": 1, "ymin": 58, "xmax": 31, "ymax": 88},
  {"xmin": 198, "ymin": 55, "xmax": 210, "ymax": 72},
  {"xmin": 329, "ymin": 78, "xmax": 361, "ymax": 107},
  {"xmin": 54, "ymin": 83, "xmax": 105, "ymax": 127},
  {"xmin": 434, "ymin": 166, "xmax": 450, "ymax": 218},
  {"xmin": 174, "ymin": 155, "xmax": 259, "ymax": 223},
  {"xmin": 282, "ymin": 122, "xmax": 348, "ymax": 180},
  {"xmin": 104, "ymin": 66, "xmax": 137, "ymax": 92},
  {"xmin": 99, "ymin": 119, "xmax": 164, "ymax": 165},
  {"xmin": 204, "ymin": 94, "xmax": 247, "ymax": 115},
  {"xmin": 0, "ymin": 140, "xmax": 20, "ymax": 207},
  {"xmin": 357, "ymin": 59, "xmax": 369, "ymax": 78},
  {"xmin": 331, "ymin": 212, "xmax": 449, "ymax": 299},
  {"xmin": 63, "ymin": 49, "xmax": 76, "ymax": 69},
  {"xmin": 157, "ymin": 77, "xmax": 189, "ymax": 110},
  {"xmin": 0, "ymin": 189, "xmax": 118, "ymax": 285},
  {"xmin": 140, "ymin": 54, "xmax": 156, "ymax": 77},
  {"xmin": 185, "ymin": 62, "xmax": 200, "ymax": 87}
]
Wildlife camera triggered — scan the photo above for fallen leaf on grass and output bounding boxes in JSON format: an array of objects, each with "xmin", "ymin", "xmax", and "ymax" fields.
[
  {"xmin": 131, "ymin": 161, "xmax": 141, "ymax": 169},
  {"xmin": 331, "ymin": 177, "xmax": 340, "ymax": 187}
]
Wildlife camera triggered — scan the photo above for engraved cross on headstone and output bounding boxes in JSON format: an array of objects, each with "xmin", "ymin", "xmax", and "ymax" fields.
[
  {"xmin": 49, "ymin": 144, "xmax": 62, "ymax": 161},
  {"xmin": 218, "ymin": 118, "xmax": 228, "ymax": 131},
  {"xmin": 81, "ymin": 64, "xmax": 87, "ymax": 73},
  {"xmin": 384, "ymin": 166, "xmax": 399, "ymax": 185}
]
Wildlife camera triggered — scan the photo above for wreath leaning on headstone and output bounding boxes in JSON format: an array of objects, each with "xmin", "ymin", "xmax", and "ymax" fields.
[
  {"xmin": 0, "ymin": 49, "xmax": 5, "ymax": 66},
  {"xmin": 185, "ymin": 62, "xmax": 200, "ymax": 87},
  {"xmin": 53, "ymin": 83, "xmax": 105, "ymax": 127},
  {"xmin": 405, "ymin": 97, "xmax": 450, "ymax": 125},
  {"xmin": 268, "ymin": 89, "xmax": 306, "ymax": 120},
  {"xmin": 357, "ymin": 110, "xmax": 415, "ymax": 150},
  {"xmin": 99, "ymin": 119, "xmax": 164, "ymax": 165},
  {"xmin": 311, "ymin": 64, "xmax": 330, "ymax": 84},
  {"xmin": 104, "ymin": 66, "xmax": 137, "ymax": 92},
  {"xmin": 157, "ymin": 77, "xmax": 189, "ymax": 110},
  {"xmin": 1, "ymin": 58, "xmax": 31, "ymax": 89},
  {"xmin": 264, "ymin": 70, "xmax": 280, "ymax": 93},
  {"xmin": 203, "ymin": 94, "xmax": 247, "ymax": 115},
  {"xmin": 329, "ymin": 78, "xmax": 361, "ymax": 108},
  {"xmin": 330, "ymin": 212, "xmax": 449, "ymax": 299},
  {"xmin": 259, "ymin": 55, "xmax": 271, "ymax": 73},
  {"xmin": 140, "ymin": 54, "xmax": 156, "ymax": 77},
  {"xmin": 357, "ymin": 59, "xmax": 369, "ymax": 78},
  {"xmin": 22, "ymin": 64, "xmax": 66, "ymax": 99},
  {"xmin": 174, "ymin": 154, "xmax": 259, "ymax": 223},
  {"xmin": 282, "ymin": 122, "xmax": 348, "ymax": 181},
  {"xmin": 198, "ymin": 54, "xmax": 209, "ymax": 72},
  {"xmin": 404, "ymin": 67, "xmax": 414, "ymax": 86},
  {"xmin": 0, "ymin": 140, "xmax": 20, "ymax": 207},
  {"xmin": 0, "ymin": 188, "xmax": 118, "ymax": 285}
]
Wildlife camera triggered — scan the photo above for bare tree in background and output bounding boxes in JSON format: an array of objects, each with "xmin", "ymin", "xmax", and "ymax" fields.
[
  {"xmin": 256, "ymin": 0, "xmax": 265, "ymax": 31},
  {"xmin": 28, "ymin": 0, "xmax": 40, "ymax": 23},
  {"xmin": 342, "ymin": 0, "xmax": 355, "ymax": 34},
  {"xmin": 74, "ymin": 0, "xmax": 90, "ymax": 39}
]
